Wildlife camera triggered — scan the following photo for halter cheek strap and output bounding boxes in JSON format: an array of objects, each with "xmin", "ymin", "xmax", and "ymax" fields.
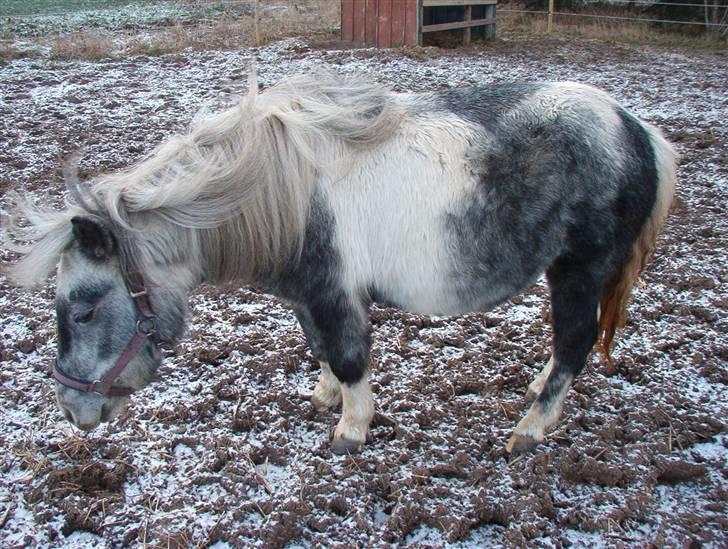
[{"xmin": 52, "ymin": 274, "xmax": 161, "ymax": 397}]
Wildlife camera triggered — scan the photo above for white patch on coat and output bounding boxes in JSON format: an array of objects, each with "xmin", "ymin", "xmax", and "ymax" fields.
[{"xmin": 320, "ymin": 106, "xmax": 484, "ymax": 315}]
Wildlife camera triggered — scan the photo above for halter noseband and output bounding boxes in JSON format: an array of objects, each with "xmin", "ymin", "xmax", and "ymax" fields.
[{"xmin": 52, "ymin": 269, "xmax": 162, "ymax": 397}]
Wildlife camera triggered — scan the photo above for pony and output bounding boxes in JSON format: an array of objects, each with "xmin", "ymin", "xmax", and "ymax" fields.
[{"xmin": 1, "ymin": 71, "xmax": 677, "ymax": 455}]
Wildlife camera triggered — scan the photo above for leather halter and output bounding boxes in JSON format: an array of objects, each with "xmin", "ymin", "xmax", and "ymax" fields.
[{"xmin": 52, "ymin": 268, "xmax": 161, "ymax": 397}]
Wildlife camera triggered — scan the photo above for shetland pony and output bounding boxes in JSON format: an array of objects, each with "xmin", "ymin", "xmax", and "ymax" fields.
[{"xmin": 2, "ymin": 72, "xmax": 676, "ymax": 455}]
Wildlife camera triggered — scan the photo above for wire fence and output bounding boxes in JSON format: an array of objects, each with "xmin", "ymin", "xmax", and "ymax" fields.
[{"xmin": 499, "ymin": 0, "xmax": 728, "ymax": 34}]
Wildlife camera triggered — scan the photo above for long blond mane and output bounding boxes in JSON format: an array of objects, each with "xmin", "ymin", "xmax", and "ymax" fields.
[{"xmin": 2, "ymin": 71, "xmax": 403, "ymax": 288}]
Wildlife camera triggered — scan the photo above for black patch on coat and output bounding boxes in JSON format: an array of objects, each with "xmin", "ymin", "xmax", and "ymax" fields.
[
  {"xmin": 435, "ymin": 84, "xmax": 661, "ymax": 412},
  {"xmin": 270, "ymin": 189, "xmax": 370, "ymax": 385},
  {"xmin": 609, "ymin": 107, "xmax": 659, "ymax": 257},
  {"xmin": 439, "ymin": 85, "xmax": 659, "ymax": 315},
  {"xmin": 436, "ymin": 83, "xmax": 545, "ymax": 129},
  {"xmin": 441, "ymin": 85, "xmax": 600, "ymax": 309}
]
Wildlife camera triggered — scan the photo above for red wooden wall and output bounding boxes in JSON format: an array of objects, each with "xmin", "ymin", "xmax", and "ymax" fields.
[{"xmin": 341, "ymin": 0, "xmax": 420, "ymax": 48}]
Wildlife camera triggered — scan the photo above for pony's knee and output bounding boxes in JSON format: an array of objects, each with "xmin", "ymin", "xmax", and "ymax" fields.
[
  {"xmin": 328, "ymin": 354, "xmax": 368, "ymax": 385},
  {"xmin": 332, "ymin": 376, "xmax": 374, "ymax": 454}
]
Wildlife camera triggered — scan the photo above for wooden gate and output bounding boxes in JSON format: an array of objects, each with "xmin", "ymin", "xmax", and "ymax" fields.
[{"xmin": 341, "ymin": 0, "xmax": 497, "ymax": 48}]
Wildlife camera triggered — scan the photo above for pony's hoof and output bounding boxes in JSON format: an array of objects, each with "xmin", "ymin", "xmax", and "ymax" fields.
[
  {"xmin": 506, "ymin": 433, "xmax": 540, "ymax": 456},
  {"xmin": 331, "ymin": 437, "xmax": 364, "ymax": 455}
]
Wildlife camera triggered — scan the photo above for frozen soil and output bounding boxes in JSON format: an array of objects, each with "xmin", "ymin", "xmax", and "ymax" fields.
[{"xmin": 0, "ymin": 35, "xmax": 726, "ymax": 547}]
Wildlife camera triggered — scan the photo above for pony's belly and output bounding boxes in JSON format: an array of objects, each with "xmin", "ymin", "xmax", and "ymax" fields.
[{"xmin": 372, "ymin": 266, "xmax": 510, "ymax": 317}]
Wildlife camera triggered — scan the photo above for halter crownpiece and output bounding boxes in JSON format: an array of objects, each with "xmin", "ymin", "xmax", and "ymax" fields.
[{"xmin": 52, "ymin": 267, "xmax": 163, "ymax": 397}]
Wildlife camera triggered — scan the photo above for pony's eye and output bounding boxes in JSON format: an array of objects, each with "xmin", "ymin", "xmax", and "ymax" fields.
[{"xmin": 73, "ymin": 309, "xmax": 94, "ymax": 324}]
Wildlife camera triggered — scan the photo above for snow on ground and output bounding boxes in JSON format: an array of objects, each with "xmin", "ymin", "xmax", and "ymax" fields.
[{"xmin": 0, "ymin": 32, "xmax": 726, "ymax": 547}]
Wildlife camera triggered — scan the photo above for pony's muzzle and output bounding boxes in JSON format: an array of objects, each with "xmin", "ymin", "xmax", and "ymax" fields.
[
  {"xmin": 56, "ymin": 389, "xmax": 126, "ymax": 431},
  {"xmin": 59, "ymin": 403, "xmax": 101, "ymax": 431}
]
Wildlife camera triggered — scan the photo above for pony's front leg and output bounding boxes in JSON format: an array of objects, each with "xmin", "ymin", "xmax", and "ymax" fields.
[{"xmin": 306, "ymin": 298, "xmax": 374, "ymax": 454}]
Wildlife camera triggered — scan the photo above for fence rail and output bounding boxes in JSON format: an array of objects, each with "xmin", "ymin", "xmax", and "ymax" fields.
[{"xmin": 500, "ymin": 0, "xmax": 728, "ymax": 33}]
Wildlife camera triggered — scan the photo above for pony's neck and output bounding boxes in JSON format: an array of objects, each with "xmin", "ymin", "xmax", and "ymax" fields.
[
  {"xmin": 193, "ymin": 218, "xmax": 283, "ymax": 288},
  {"xmin": 129, "ymin": 203, "xmax": 294, "ymax": 293}
]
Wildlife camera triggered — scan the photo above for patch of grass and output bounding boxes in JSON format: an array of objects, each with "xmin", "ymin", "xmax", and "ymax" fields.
[
  {"xmin": 0, "ymin": 41, "xmax": 39, "ymax": 62},
  {"xmin": 0, "ymin": 1, "xmax": 245, "ymax": 37},
  {"xmin": 0, "ymin": 1, "xmax": 153, "ymax": 18},
  {"xmin": 126, "ymin": 18, "xmax": 253, "ymax": 57},
  {"xmin": 49, "ymin": 31, "xmax": 116, "ymax": 60}
]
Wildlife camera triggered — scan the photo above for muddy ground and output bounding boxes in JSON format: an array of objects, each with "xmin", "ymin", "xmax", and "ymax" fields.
[{"xmin": 0, "ymin": 33, "xmax": 726, "ymax": 547}]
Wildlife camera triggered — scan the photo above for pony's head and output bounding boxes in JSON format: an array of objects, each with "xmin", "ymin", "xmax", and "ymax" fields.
[
  {"xmin": 2, "ymin": 192, "xmax": 188, "ymax": 432},
  {"xmin": 53, "ymin": 214, "xmax": 165, "ymax": 430}
]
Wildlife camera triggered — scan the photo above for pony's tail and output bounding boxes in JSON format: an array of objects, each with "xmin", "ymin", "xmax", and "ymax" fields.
[{"xmin": 598, "ymin": 125, "xmax": 678, "ymax": 361}]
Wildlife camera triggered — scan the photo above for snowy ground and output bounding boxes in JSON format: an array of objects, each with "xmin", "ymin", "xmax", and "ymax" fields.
[{"xmin": 0, "ymin": 33, "xmax": 726, "ymax": 547}]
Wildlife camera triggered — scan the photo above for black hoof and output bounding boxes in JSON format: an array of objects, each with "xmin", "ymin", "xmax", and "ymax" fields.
[{"xmin": 331, "ymin": 437, "xmax": 364, "ymax": 455}]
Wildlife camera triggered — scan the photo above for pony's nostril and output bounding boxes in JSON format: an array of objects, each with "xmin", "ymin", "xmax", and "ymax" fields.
[{"xmin": 100, "ymin": 402, "xmax": 111, "ymax": 422}]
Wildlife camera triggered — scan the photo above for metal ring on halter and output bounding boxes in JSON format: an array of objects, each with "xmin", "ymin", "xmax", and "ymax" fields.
[
  {"xmin": 90, "ymin": 379, "xmax": 112, "ymax": 396},
  {"xmin": 136, "ymin": 316, "xmax": 157, "ymax": 336}
]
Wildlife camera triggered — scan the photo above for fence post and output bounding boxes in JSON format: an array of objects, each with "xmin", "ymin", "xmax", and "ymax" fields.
[
  {"xmin": 254, "ymin": 0, "xmax": 261, "ymax": 46},
  {"xmin": 548, "ymin": 0, "xmax": 555, "ymax": 32},
  {"xmin": 464, "ymin": 5, "xmax": 472, "ymax": 46}
]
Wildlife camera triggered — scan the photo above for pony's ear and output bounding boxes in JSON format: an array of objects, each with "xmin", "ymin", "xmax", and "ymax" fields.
[{"xmin": 70, "ymin": 216, "xmax": 116, "ymax": 261}]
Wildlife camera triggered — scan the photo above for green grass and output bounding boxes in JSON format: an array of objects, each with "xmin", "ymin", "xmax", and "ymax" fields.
[{"xmin": 0, "ymin": 0, "xmax": 158, "ymax": 18}]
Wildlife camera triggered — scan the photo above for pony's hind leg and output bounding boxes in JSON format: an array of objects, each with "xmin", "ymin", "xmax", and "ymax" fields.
[
  {"xmin": 294, "ymin": 308, "xmax": 342, "ymax": 411},
  {"xmin": 507, "ymin": 259, "xmax": 602, "ymax": 455}
]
